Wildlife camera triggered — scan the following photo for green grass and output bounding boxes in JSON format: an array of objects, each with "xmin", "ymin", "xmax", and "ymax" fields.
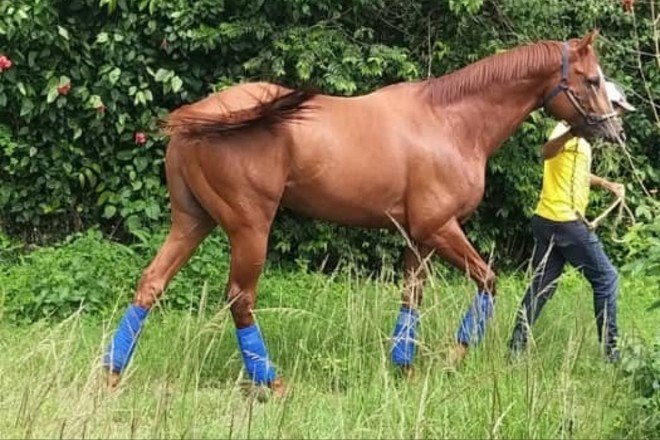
[{"xmin": 0, "ymin": 265, "xmax": 657, "ymax": 439}]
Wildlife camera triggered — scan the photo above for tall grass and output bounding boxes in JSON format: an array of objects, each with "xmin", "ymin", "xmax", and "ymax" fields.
[{"xmin": 0, "ymin": 264, "xmax": 657, "ymax": 439}]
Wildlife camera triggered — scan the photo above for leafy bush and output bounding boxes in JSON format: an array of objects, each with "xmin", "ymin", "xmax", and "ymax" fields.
[
  {"xmin": 0, "ymin": 0, "xmax": 657, "ymax": 269},
  {"xmin": 0, "ymin": 228, "xmax": 231, "ymax": 322},
  {"xmin": 617, "ymin": 336, "xmax": 660, "ymax": 439},
  {"xmin": 620, "ymin": 213, "xmax": 660, "ymax": 281}
]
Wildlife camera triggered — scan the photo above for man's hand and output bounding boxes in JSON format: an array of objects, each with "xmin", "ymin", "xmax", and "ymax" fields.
[
  {"xmin": 606, "ymin": 182, "xmax": 625, "ymax": 199},
  {"xmin": 591, "ymin": 174, "xmax": 625, "ymax": 199}
]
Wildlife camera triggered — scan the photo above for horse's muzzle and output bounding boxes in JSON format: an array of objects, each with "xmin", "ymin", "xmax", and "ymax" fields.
[{"xmin": 578, "ymin": 116, "xmax": 625, "ymax": 144}]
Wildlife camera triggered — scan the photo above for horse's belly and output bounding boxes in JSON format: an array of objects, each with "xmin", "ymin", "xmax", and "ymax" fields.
[{"xmin": 281, "ymin": 184, "xmax": 405, "ymax": 229}]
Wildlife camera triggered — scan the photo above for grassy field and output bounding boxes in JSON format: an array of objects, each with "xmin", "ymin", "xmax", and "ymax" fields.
[{"xmin": 0, "ymin": 264, "xmax": 657, "ymax": 439}]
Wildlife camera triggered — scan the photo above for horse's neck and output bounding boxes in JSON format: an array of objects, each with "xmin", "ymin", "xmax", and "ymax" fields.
[{"xmin": 444, "ymin": 78, "xmax": 548, "ymax": 160}]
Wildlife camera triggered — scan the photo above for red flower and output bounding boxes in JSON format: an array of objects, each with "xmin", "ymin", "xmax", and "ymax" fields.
[
  {"xmin": 0, "ymin": 55, "xmax": 12, "ymax": 72},
  {"xmin": 134, "ymin": 132, "xmax": 147, "ymax": 145},
  {"xmin": 57, "ymin": 81, "xmax": 71, "ymax": 96},
  {"xmin": 622, "ymin": 0, "xmax": 634, "ymax": 12}
]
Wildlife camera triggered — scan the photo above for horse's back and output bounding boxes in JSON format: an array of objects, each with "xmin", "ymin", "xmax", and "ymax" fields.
[{"xmin": 172, "ymin": 82, "xmax": 293, "ymax": 119}]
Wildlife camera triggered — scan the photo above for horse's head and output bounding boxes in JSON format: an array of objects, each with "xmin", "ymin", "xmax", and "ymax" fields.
[{"xmin": 542, "ymin": 31, "xmax": 625, "ymax": 142}]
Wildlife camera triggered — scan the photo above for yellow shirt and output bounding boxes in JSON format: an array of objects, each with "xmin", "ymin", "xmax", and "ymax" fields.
[{"xmin": 535, "ymin": 122, "xmax": 592, "ymax": 222}]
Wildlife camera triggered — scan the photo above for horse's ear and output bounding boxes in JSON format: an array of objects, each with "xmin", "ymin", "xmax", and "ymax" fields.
[{"xmin": 577, "ymin": 29, "xmax": 599, "ymax": 52}]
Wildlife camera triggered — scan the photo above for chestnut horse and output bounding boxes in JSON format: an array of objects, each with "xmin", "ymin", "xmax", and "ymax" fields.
[{"xmin": 103, "ymin": 31, "xmax": 623, "ymax": 394}]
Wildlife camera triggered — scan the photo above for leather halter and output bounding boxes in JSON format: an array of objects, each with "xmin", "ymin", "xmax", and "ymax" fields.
[{"xmin": 541, "ymin": 42, "xmax": 618, "ymax": 126}]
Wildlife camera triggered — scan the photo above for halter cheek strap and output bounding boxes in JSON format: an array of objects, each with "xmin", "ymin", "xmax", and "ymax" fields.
[{"xmin": 541, "ymin": 42, "xmax": 570, "ymax": 109}]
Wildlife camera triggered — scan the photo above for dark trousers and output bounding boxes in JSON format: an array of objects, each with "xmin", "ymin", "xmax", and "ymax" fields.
[{"xmin": 509, "ymin": 215, "xmax": 619, "ymax": 356}]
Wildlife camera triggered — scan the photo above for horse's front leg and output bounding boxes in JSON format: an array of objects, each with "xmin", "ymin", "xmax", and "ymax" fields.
[
  {"xmin": 423, "ymin": 219, "xmax": 497, "ymax": 368},
  {"xmin": 226, "ymin": 227, "xmax": 285, "ymax": 398},
  {"xmin": 390, "ymin": 244, "xmax": 432, "ymax": 375}
]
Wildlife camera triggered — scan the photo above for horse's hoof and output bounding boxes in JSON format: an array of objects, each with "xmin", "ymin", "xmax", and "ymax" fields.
[
  {"xmin": 269, "ymin": 378, "xmax": 287, "ymax": 399},
  {"xmin": 239, "ymin": 381, "xmax": 268, "ymax": 402},
  {"xmin": 239, "ymin": 378, "xmax": 287, "ymax": 402},
  {"xmin": 106, "ymin": 371, "xmax": 121, "ymax": 389},
  {"xmin": 400, "ymin": 364, "xmax": 415, "ymax": 379},
  {"xmin": 448, "ymin": 344, "xmax": 469, "ymax": 371}
]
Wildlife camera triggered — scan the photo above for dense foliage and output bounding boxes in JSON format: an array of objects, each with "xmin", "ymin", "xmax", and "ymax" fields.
[
  {"xmin": 618, "ymin": 336, "xmax": 660, "ymax": 438},
  {"xmin": 1, "ymin": 0, "xmax": 658, "ymax": 268}
]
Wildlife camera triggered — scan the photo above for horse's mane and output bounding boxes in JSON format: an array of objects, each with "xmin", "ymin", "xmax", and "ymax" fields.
[
  {"xmin": 164, "ymin": 41, "xmax": 563, "ymax": 138},
  {"xmin": 163, "ymin": 89, "xmax": 316, "ymax": 138},
  {"xmin": 426, "ymin": 40, "xmax": 563, "ymax": 105}
]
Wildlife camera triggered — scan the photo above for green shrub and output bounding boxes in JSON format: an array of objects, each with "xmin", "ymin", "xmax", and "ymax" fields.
[
  {"xmin": 0, "ymin": 228, "xmax": 231, "ymax": 322},
  {"xmin": 0, "ymin": 0, "xmax": 657, "ymax": 269},
  {"xmin": 617, "ymin": 336, "xmax": 660, "ymax": 439}
]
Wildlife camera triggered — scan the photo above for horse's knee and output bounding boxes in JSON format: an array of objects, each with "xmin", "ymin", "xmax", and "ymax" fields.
[{"xmin": 134, "ymin": 271, "xmax": 165, "ymax": 309}]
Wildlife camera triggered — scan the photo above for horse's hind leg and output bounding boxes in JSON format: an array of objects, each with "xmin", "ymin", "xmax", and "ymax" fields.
[
  {"xmin": 103, "ymin": 179, "xmax": 215, "ymax": 387},
  {"xmin": 390, "ymin": 244, "xmax": 432, "ymax": 374},
  {"xmin": 223, "ymin": 225, "xmax": 286, "ymax": 397}
]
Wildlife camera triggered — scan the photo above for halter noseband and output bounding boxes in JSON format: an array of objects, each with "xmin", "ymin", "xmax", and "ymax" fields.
[{"xmin": 541, "ymin": 42, "xmax": 618, "ymax": 126}]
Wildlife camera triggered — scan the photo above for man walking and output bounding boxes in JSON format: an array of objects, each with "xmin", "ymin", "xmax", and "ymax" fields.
[{"xmin": 508, "ymin": 81, "xmax": 635, "ymax": 362}]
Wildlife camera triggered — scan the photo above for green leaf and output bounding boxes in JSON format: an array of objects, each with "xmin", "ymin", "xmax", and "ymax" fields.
[
  {"xmin": 88, "ymin": 95, "xmax": 103, "ymax": 109},
  {"xmin": 28, "ymin": 51, "xmax": 37, "ymax": 67},
  {"xmin": 57, "ymin": 26, "xmax": 70, "ymax": 40},
  {"xmin": 134, "ymin": 157, "xmax": 148, "ymax": 172},
  {"xmin": 154, "ymin": 68, "xmax": 170, "ymax": 82},
  {"xmin": 96, "ymin": 32, "xmax": 109, "ymax": 44},
  {"xmin": 20, "ymin": 99, "xmax": 34, "ymax": 116},
  {"xmin": 96, "ymin": 191, "xmax": 113, "ymax": 206},
  {"xmin": 47, "ymin": 87, "xmax": 59, "ymax": 104},
  {"xmin": 103, "ymin": 205, "xmax": 117, "ymax": 218},
  {"xmin": 125, "ymin": 215, "xmax": 142, "ymax": 232},
  {"xmin": 117, "ymin": 150, "xmax": 133, "ymax": 161},
  {"xmin": 144, "ymin": 203, "xmax": 161, "ymax": 220},
  {"xmin": 171, "ymin": 76, "xmax": 183, "ymax": 93},
  {"xmin": 108, "ymin": 68, "xmax": 121, "ymax": 85}
]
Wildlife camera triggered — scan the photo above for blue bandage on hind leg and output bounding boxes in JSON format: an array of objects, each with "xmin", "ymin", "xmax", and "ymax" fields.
[
  {"xmin": 456, "ymin": 291, "xmax": 494, "ymax": 346},
  {"xmin": 103, "ymin": 304, "xmax": 149, "ymax": 373},
  {"xmin": 236, "ymin": 324, "xmax": 276, "ymax": 385},
  {"xmin": 391, "ymin": 306, "xmax": 420, "ymax": 366}
]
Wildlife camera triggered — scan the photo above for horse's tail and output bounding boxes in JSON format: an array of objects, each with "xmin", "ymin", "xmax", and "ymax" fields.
[{"xmin": 162, "ymin": 89, "xmax": 316, "ymax": 138}]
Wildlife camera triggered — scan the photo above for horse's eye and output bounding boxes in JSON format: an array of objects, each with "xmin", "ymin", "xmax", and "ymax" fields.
[{"xmin": 586, "ymin": 75, "xmax": 601, "ymax": 88}]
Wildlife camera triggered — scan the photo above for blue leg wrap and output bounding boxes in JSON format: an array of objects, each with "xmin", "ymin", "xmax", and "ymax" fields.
[
  {"xmin": 236, "ymin": 324, "xmax": 276, "ymax": 385},
  {"xmin": 456, "ymin": 292, "xmax": 494, "ymax": 346},
  {"xmin": 391, "ymin": 306, "xmax": 420, "ymax": 366},
  {"xmin": 103, "ymin": 304, "xmax": 149, "ymax": 373}
]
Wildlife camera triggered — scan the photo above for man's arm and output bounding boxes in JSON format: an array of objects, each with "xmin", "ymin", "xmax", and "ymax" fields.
[
  {"xmin": 590, "ymin": 174, "xmax": 625, "ymax": 198},
  {"xmin": 541, "ymin": 130, "xmax": 573, "ymax": 159}
]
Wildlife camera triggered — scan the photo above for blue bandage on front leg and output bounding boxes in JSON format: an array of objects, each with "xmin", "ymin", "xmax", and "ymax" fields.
[
  {"xmin": 391, "ymin": 306, "xmax": 420, "ymax": 366},
  {"xmin": 103, "ymin": 304, "xmax": 149, "ymax": 373},
  {"xmin": 456, "ymin": 292, "xmax": 494, "ymax": 346},
  {"xmin": 236, "ymin": 324, "xmax": 276, "ymax": 385}
]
